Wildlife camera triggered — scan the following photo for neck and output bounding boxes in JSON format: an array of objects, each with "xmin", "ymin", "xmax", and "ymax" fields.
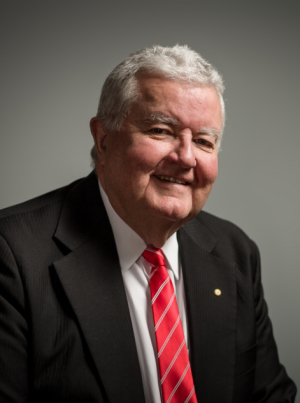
[{"xmin": 122, "ymin": 214, "xmax": 182, "ymax": 248}]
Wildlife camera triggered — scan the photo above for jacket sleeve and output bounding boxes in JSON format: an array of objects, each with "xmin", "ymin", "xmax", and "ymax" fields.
[
  {"xmin": 251, "ymin": 241, "xmax": 297, "ymax": 402},
  {"xmin": 0, "ymin": 235, "xmax": 29, "ymax": 403}
]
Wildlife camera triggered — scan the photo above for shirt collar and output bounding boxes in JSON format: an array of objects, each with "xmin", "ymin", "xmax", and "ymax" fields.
[{"xmin": 99, "ymin": 181, "xmax": 179, "ymax": 280}]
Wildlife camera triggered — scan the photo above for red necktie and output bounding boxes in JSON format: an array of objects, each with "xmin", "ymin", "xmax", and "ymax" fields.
[{"xmin": 142, "ymin": 246, "xmax": 198, "ymax": 403}]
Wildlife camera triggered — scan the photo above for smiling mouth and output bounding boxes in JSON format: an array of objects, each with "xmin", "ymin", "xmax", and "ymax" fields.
[{"xmin": 154, "ymin": 175, "xmax": 188, "ymax": 185}]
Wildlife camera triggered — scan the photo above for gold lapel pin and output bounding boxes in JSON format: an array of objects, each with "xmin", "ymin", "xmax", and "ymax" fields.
[{"xmin": 214, "ymin": 289, "xmax": 221, "ymax": 296}]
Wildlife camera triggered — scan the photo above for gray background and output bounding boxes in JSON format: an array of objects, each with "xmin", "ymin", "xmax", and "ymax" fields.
[{"xmin": 1, "ymin": 0, "xmax": 299, "ymax": 397}]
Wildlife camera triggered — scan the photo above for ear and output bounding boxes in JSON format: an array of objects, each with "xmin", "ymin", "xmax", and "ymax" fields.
[{"xmin": 90, "ymin": 117, "xmax": 107, "ymax": 165}]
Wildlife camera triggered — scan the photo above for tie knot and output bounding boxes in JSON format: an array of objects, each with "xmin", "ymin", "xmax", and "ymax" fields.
[{"xmin": 142, "ymin": 246, "xmax": 166, "ymax": 268}]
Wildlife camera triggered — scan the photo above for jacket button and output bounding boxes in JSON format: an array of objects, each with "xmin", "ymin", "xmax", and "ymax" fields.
[{"xmin": 214, "ymin": 289, "xmax": 221, "ymax": 296}]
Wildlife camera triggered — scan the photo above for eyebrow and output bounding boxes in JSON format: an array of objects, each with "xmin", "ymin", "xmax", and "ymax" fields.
[
  {"xmin": 142, "ymin": 112, "xmax": 180, "ymax": 126},
  {"xmin": 142, "ymin": 112, "xmax": 221, "ymax": 144}
]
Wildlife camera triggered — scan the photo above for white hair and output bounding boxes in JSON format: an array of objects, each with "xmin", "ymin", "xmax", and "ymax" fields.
[{"xmin": 91, "ymin": 45, "xmax": 225, "ymax": 164}]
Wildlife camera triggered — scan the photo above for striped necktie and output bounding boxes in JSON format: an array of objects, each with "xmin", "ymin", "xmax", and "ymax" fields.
[{"xmin": 142, "ymin": 246, "xmax": 197, "ymax": 403}]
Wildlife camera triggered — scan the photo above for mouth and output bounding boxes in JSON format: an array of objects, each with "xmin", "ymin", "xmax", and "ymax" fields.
[{"xmin": 154, "ymin": 175, "xmax": 189, "ymax": 185}]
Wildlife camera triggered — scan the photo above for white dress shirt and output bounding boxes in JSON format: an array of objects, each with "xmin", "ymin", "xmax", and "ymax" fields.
[{"xmin": 99, "ymin": 184, "xmax": 189, "ymax": 403}]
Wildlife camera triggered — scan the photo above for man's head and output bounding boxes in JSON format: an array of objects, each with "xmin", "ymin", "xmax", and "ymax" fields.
[
  {"xmin": 91, "ymin": 45, "xmax": 225, "ymax": 163},
  {"xmin": 90, "ymin": 45, "xmax": 224, "ymax": 246}
]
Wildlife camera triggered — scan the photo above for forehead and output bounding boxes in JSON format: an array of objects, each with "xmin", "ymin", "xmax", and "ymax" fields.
[
  {"xmin": 136, "ymin": 74, "xmax": 204, "ymax": 103},
  {"xmin": 131, "ymin": 75, "xmax": 222, "ymax": 131}
]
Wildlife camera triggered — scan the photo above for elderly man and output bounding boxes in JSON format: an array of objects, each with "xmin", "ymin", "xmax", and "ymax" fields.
[{"xmin": 0, "ymin": 45, "xmax": 296, "ymax": 402}]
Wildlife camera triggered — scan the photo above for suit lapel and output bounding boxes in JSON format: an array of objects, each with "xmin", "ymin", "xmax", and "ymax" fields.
[
  {"xmin": 53, "ymin": 173, "xmax": 145, "ymax": 403},
  {"xmin": 178, "ymin": 217, "xmax": 237, "ymax": 403}
]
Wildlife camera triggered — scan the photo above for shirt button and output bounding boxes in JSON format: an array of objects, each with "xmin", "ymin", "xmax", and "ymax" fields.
[{"xmin": 214, "ymin": 289, "xmax": 221, "ymax": 296}]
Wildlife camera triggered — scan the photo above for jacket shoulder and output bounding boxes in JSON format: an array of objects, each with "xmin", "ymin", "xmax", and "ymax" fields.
[
  {"xmin": 197, "ymin": 210, "xmax": 252, "ymax": 243},
  {"xmin": 0, "ymin": 179, "xmax": 82, "ymax": 221},
  {"xmin": 192, "ymin": 210, "xmax": 258, "ymax": 267},
  {"xmin": 0, "ymin": 177, "xmax": 84, "ymax": 244}
]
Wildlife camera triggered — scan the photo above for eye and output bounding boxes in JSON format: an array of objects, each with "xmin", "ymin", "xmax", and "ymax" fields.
[
  {"xmin": 149, "ymin": 128, "xmax": 169, "ymax": 134},
  {"xmin": 194, "ymin": 138, "xmax": 214, "ymax": 148}
]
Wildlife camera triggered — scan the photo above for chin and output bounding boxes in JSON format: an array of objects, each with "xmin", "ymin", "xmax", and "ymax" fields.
[{"xmin": 150, "ymin": 199, "xmax": 194, "ymax": 223}]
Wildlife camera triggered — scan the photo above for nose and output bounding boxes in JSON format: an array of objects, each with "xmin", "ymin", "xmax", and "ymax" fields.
[{"xmin": 167, "ymin": 136, "xmax": 196, "ymax": 169}]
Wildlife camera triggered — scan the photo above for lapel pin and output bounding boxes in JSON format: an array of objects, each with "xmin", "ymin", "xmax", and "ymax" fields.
[{"xmin": 214, "ymin": 289, "xmax": 221, "ymax": 296}]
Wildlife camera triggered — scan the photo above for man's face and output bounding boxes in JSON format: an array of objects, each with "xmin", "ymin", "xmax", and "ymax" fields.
[{"xmin": 94, "ymin": 75, "xmax": 222, "ymax": 233}]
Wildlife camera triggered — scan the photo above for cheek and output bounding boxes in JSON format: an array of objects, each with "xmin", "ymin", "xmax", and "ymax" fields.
[
  {"xmin": 196, "ymin": 154, "xmax": 218, "ymax": 184},
  {"xmin": 129, "ymin": 140, "xmax": 169, "ymax": 172},
  {"xmin": 105, "ymin": 141, "xmax": 164, "ymax": 192}
]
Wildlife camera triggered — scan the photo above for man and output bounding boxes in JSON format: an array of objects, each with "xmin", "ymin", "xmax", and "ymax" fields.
[{"xmin": 0, "ymin": 45, "xmax": 296, "ymax": 402}]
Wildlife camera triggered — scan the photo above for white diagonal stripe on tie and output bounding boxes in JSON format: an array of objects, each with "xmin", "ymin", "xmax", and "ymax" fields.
[
  {"xmin": 160, "ymin": 339, "xmax": 185, "ymax": 384},
  {"xmin": 158, "ymin": 315, "xmax": 180, "ymax": 358},
  {"xmin": 166, "ymin": 362, "xmax": 190, "ymax": 403},
  {"xmin": 146, "ymin": 247, "xmax": 165, "ymax": 259},
  {"xmin": 184, "ymin": 386, "xmax": 195, "ymax": 403},
  {"xmin": 154, "ymin": 292, "xmax": 175, "ymax": 331},
  {"xmin": 149, "ymin": 267, "xmax": 158, "ymax": 279},
  {"xmin": 152, "ymin": 277, "xmax": 170, "ymax": 304},
  {"xmin": 153, "ymin": 250, "xmax": 165, "ymax": 258}
]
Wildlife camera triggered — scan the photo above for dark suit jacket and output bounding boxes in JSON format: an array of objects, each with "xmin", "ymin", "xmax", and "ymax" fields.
[{"xmin": 0, "ymin": 172, "xmax": 296, "ymax": 402}]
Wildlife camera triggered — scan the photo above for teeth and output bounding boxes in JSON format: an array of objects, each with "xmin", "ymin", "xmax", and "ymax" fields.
[{"xmin": 156, "ymin": 175, "xmax": 187, "ymax": 185}]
